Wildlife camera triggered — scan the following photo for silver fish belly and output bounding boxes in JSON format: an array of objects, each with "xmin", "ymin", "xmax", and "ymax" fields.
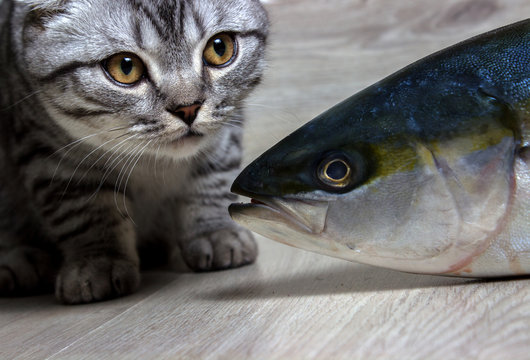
[{"xmin": 229, "ymin": 20, "xmax": 530, "ymax": 277}]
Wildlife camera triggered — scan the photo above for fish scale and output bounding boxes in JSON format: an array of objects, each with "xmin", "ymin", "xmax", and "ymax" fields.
[{"xmin": 230, "ymin": 19, "xmax": 530, "ymax": 277}]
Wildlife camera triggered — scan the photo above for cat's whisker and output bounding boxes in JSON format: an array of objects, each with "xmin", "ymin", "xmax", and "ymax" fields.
[
  {"xmin": 50, "ymin": 126, "xmax": 129, "ymax": 184},
  {"xmin": 100, "ymin": 135, "xmax": 138, "ymax": 170},
  {"xmin": 162, "ymin": 155, "xmax": 168, "ymax": 187},
  {"xmin": 50, "ymin": 133, "xmax": 102, "ymax": 184},
  {"xmin": 108, "ymin": 146, "xmax": 139, "ymax": 218},
  {"xmin": 48, "ymin": 126, "xmax": 129, "ymax": 159},
  {"xmin": 115, "ymin": 142, "xmax": 144, "ymax": 193},
  {"xmin": 145, "ymin": 141, "xmax": 155, "ymax": 169},
  {"xmin": 227, "ymin": 117, "xmax": 244, "ymax": 123},
  {"xmin": 223, "ymin": 123, "xmax": 243, "ymax": 130},
  {"xmin": 122, "ymin": 140, "xmax": 153, "ymax": 224},
  {"xmin": 154, "ymin": 142, "xmax": 163, "ymax": 181},
  {"xmin": 87, "ymin": 138, "xmax": 139, "ymax": 203},
  {"xmin": 244, "ymin": 103, "xmax": 276, "ymax": 109},
  {"xmin": 226, "ymin": 118, "xmax": 244, "ymax": 126},
  {"xmin": 245, "ymin": 103, "xmax": 294, "ymax": 112},
  {"xmin": 113, "ymin": 142, "xmax": 145, "ymax": 219},
  {"xmin": 60, "ymin": 135, "xmax": 129, "ymax": 199},
  {"xmin": 245, "ymin": 102, "xmax": 302, "ymax": 123},
  {"xmin": 0, "ymin": 90, "xmax": 43, "ymax": 112},
  {"xmin": 49, "ymin": 133, "xmax": 99, "ymax": 159},
  {"xmin": 224, "ymin": 116, "xmax": 245, "ymax": 127},
  {"xmin": 197, "ymin": 148, "xmax": 224, "ymax": 176},
  {"xmin": 76, "ymin": 133, "xmax": 136, "ymax": 186}
]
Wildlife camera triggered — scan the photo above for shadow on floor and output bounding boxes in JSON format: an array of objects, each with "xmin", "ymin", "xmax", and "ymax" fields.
[
  {"xmin": 198, "ymin": 262, "xmax": 528, "ymax": 301},
  {"xmin": 0, "ymin": 270, "xmax": 181, "ymax": 312}
]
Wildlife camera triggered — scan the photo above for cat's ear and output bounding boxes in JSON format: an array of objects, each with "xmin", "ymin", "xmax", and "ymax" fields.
[
  {"xmin": 15, "ymin": 0, "xmax": 68, "ymax": 18},
  {"xmin": 15, "ymin": 0, "xmax": 67, "ymax": 11},
  {"xmin": 16, "ymin": 0, "xmax": 68, "ymax": 27}
]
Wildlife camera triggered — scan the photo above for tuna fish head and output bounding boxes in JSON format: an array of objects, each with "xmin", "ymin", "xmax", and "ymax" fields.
[{"xmin": 229, "ymin": 65, "xmax": 517, "ymax": 275}]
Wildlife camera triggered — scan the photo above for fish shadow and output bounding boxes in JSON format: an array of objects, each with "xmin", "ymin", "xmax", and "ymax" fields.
[{"xmin": 199, "ymin": 261, "xmax": 527, "ymax": 301}]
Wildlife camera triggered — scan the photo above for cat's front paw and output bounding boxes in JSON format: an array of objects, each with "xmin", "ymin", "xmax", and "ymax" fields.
[
  {"xmin": 56, "ymin": 257, "xmax": 140, "ymax": 304},
  {"xmin": 0, "ymin": 247, "xmax": 55, "ymax": 296},
  {"xmin": 182, "ymin": 227, "xmax": 257, "ymax": 271}
]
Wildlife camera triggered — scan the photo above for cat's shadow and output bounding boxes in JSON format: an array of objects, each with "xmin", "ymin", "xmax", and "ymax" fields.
[
  {"xmin": 198, "ymin": 262, "xmax": 524, "ymax": 301},
  {"xmin": 0, "ymin": 270, "xmax": 180, "ymax": 311}
]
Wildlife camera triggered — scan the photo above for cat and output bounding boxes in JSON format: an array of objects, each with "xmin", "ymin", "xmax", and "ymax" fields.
[{"xmin": 0, "ymin": 0, "xmax": 269, "ymax": 304}]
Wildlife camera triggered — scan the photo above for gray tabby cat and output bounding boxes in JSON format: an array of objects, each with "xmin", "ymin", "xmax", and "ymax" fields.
[{"xmin": 0, "ymin": 0, "xmax": 268, "ymax": 304}]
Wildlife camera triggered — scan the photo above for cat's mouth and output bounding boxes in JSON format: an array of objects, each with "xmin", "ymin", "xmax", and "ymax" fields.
[
  {"xmin": 166, "ymin": 129, "xmax": 205, "ymax": 148},
  {"xmin": 184, "ymin": 130, "xmax": 204, "ymax": 138}
]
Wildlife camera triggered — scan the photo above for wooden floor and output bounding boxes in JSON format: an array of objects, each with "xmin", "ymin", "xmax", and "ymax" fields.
[{"xmin": 2, "ymin": 1, "xmax": 530, "ymax": 359}]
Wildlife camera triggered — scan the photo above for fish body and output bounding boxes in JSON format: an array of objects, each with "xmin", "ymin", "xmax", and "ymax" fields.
[{"xmin": 229, "ymin": 20, "xmax": 530, "ymax": 277}]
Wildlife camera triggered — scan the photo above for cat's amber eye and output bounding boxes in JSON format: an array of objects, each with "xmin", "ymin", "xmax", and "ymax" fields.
[
  {"xmin": 104, "ymin": 53, "xmax": 145, "ymax": 85},
  {"xmin": 203, "ymin": 33, "xmax": 236, "ymax": 67}
]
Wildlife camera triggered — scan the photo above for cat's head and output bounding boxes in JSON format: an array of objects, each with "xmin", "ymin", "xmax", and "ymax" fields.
[{"xmin": 15, "ymin": 0, "xmax": 268, "ymax": 158}]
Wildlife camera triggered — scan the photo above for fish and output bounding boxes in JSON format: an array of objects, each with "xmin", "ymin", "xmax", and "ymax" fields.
[{"xmin": 229, "ymin": 19, "xmax": 530, "ymax": 277}]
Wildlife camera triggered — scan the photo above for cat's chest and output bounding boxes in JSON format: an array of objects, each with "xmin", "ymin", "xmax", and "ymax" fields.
[
  {"xmin": 126, "ymin": 160, "xmax": 191, "ymax": 227},
  {"xmin": 129, "ymin": 158, "xmax": 193, "ymax": 200}
]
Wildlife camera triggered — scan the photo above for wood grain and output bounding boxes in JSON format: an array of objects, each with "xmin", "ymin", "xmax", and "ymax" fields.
[{"xmin": 1, "ymin": 1, "xmax": 530, "ymax": 359}]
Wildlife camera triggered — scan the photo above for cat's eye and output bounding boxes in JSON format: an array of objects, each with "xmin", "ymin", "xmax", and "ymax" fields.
[
  {"xmin": 103, "ymin": 53, "xmax": 145, "ymax": 85},
  {"xmin": 203, "ymin": 33, "xmax": 236, "ymax": 67}
]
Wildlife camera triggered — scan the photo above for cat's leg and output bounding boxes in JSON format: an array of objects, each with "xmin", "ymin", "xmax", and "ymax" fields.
[
  {"xmin": 30, "ymin": 178, "xmax": 140, "ymax": 304},
  {"xmin": 176, "ymin": 130, "xmax": 257, "ymax": 271},
  {"xmin": 180, "ymin": 221, "xmax": 257, "ymax": 271},
  {"xmin": 53, "ymin": 194, "xmax": 140, "ymax": 304},
  {"xmin": 0, "ymin": 180, "xmax": 57, "ymax": 296},
  {"xmin": 0, "ymin": 239, "xmax": 57, "ymax": 296}
]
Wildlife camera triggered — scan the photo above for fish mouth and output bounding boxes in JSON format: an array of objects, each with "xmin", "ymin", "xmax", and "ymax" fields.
[{"xmin": 229, "ymin": 195, "xmax": 329, "ymax": 235}]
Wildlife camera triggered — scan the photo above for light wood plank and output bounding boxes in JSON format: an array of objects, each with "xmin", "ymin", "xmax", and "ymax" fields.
[
  {"xmin": 1, "ymin": 1, "xmax": 530, "ymax": 359},
  {"xmin": 0, "ymin": 273, "xmax": 178, "ymax": 359},
  {"xmin": 45, "ymin": 241, "xmax": 530, "ymax": 359}
]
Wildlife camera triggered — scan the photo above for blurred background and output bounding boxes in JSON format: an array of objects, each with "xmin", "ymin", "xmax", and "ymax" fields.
[{"xmin": 245, "ymin": 0, "xmax": 530, "ymax": 164}]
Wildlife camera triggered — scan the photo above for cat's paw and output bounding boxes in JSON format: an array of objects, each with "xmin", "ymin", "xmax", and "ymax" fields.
[
  {"xmin": 182, "ymin": 227, "xmax": 257, "ymax": 271},
  {"xmin": 0, "ymin": 247, "xmax": 55, "ymax": 296},
  {"xmin": 56, "ymin": 257, "xmax": 140, "ymax": 304}
]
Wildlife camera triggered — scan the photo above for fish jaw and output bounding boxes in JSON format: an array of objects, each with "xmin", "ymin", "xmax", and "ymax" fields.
[
  {"xmin": 229, "ymin": 197, "xmax": 329, "ymax": 235},
  {"xmin": 229, "ymin": 197, "xmax": 341, "ymax": 254},
  {"xmin": 229, "ymin": 136, "xmax": 518, "ymax": 277}
]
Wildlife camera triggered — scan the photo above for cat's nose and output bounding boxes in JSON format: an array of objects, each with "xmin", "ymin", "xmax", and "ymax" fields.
[{"xmin": 168, "ymin": 102, "xmax": 202, "ymax": 126}]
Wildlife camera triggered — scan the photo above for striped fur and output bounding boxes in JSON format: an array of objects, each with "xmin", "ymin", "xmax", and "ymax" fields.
[{"xmin": 0, "ymin": 0, "xmax": 268, "ymax": 304}]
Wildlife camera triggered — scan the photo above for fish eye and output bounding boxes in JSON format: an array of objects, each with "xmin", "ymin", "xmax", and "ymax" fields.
[
  {"xmin": 203, "ymin": 33, "xmax": 237, "ymax": 67},
  {"xmin": 316, "ymin": 152, "xmax": 365, "ymax": 191},
  {"xmin": 103, "ymin": 53, "xmax": 145, "ymax": 85},
  {"xmin": 318, "ymin": 157, "xmax": 352, "ymax": 188}
]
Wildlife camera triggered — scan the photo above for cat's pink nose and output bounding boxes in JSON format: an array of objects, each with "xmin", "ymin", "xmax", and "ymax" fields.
[{"xmin": 169, "ymin": 103, "xmax": 202, "ymax": 126}]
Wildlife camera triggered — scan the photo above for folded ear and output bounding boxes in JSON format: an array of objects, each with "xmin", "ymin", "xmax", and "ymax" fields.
[
  {"xmin": 15, "ymin": 0, "xmax": 68, "ymax": 28},
  {"xmin": 15, "ymin": 0, "xmax": 67, "ymax": 11}
]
